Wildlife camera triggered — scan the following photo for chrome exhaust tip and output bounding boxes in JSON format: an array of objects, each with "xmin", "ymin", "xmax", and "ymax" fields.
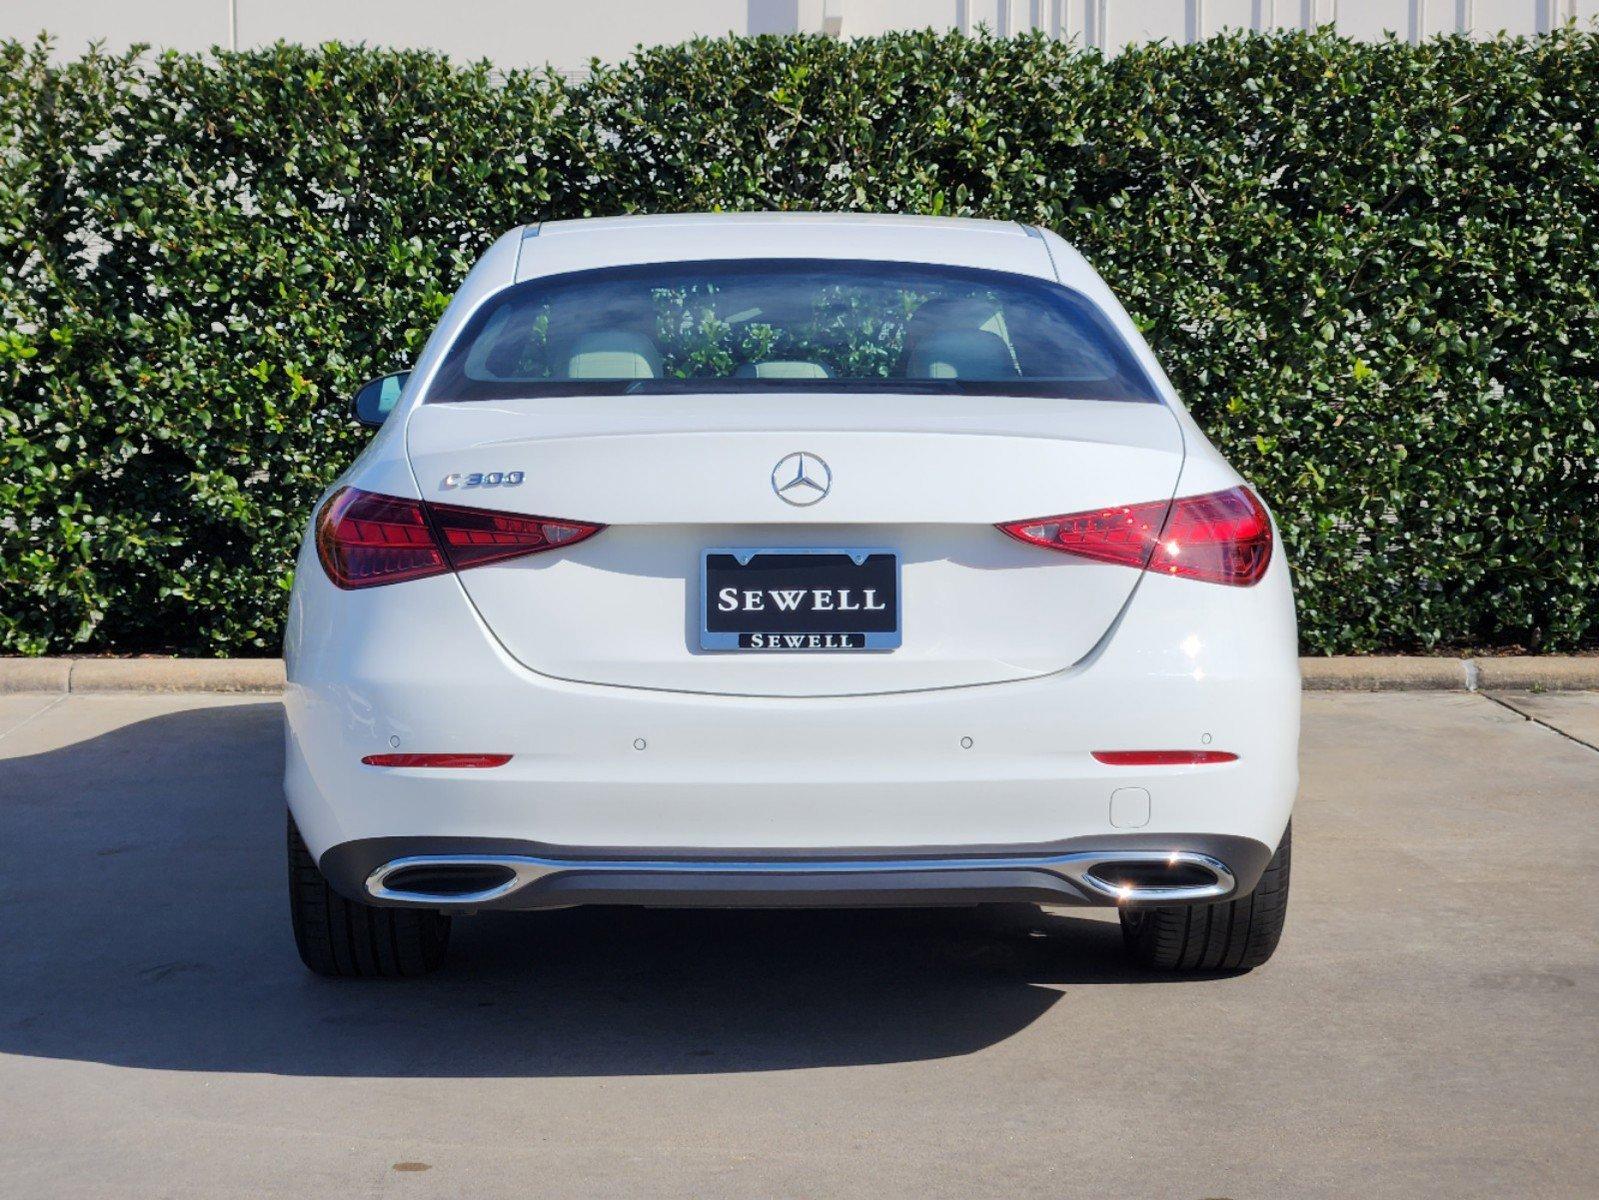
[
  {"xmin": 366, "ymin": 856, "xmax": 554, "ymax": 905},
  {"xmin": 1074, "ymin": 851, "xmax": 1235, "ymax": 904}
]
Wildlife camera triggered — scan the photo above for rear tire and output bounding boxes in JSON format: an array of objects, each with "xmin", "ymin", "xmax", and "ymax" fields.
[
  {"xmin": 1119, "ymin": 823, "xmax": 1291, "ymax": 973},
  {"xmin": 287, "ymin": 812, "xmax": 450, "ymax": 978}
]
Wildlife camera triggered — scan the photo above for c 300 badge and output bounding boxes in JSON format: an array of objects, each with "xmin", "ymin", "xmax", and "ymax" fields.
[{"xmin": 441, "ymin": 470, "xmax": 524, "ymax": 490}]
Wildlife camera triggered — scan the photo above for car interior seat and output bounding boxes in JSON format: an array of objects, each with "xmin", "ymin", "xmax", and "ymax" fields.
[
  {"xmin": 732, "ymin": 361, "xmax": 834, "ymax": 379},
  {"xmin": 557, "ymin": 331, "xmax": 664, "ymax": 379},
  {"xmin": 905, "ymin": 330, "xmax": 1018, "ymax": 379}
]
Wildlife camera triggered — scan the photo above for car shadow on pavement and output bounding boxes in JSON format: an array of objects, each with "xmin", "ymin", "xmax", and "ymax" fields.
[{"xmin": 0, "ymin": 701, "xmax": 1225, "ymax": 1078}]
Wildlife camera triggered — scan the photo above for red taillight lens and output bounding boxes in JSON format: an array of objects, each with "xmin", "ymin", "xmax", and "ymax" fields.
[
  {"xmin": 428, "ymin": 501, "xmax": 603, "ymax": 572},
  {"xmin": 997, "ymin": 486, "xmax": 1272, "ymax": 587},
  {"xmin": 999, "ymin": 497, "xmax": 1170, "ymax": 571},
  {"xmin": 1147, "ymin": 487, "xmax": 1273, "ymax": 586},
  {"xmin": 316, "ymin": 487, "xmax": 447, "ymax": 589},
  {"xmin": 1092, "ymin": 750, "xmax": 1239, "ymax": 766},
  {"xmin": 361, "ymin": 753, "xmax": 512, "ymax": 768},
  {"xmin": 316, "ymin": 487, "xmax": 603, "ymax": 590}
]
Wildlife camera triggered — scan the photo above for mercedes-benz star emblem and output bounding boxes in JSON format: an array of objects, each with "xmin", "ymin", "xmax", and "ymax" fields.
[{"xmin": 771, "ymin": 452, "xmax": 832, "ymax": 506}]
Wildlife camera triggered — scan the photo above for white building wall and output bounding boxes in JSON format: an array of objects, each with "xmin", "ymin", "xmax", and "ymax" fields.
[{"xmin": 8, "ymin": 0, "xmax": 1596, "ymax": 71}]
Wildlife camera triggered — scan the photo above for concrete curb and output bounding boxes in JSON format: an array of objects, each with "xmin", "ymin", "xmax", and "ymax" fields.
[
  {"xmin": 1472, "ymin": 656, "xmax": 1599, "ymax": 692},
  {"xmin": 0, "ymin": 658, "xmax": 286, "ymax": 694},
  {"xmin": 0, "ymin": 659, "xmax": 74, "ymax": 693},
  {"xmin": 1299, "ymin": 656, "xmax": 1473, "ymax": 691},
  {"xmin": 1, "ymin": 655, "xmax": 1595, "ymax": 694}
]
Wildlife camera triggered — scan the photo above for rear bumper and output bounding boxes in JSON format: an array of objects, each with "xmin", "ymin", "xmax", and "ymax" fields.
[
  {"xmin": 322, "ymin": 832, "xmax": 1274, "ymax": 911},
  {"xmin": 283, "ymin": 529, "xmax": 1300, "ymax": 879}
]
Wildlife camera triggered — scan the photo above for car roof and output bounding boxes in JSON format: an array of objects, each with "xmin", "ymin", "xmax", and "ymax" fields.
[{"xmin": 514, "ymin": 212, "xmax": 1063, "ymax": 284}]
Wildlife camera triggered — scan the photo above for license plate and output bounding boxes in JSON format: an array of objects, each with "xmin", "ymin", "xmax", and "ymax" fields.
[{"xmin": 700, "ymin": 549, "xmax": 901, "ymax": 651}]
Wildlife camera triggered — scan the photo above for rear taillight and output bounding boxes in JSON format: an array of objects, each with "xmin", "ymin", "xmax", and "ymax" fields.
[
  {"xmin": 316, "ymin": 487, "xmax": 603, "ymax": 590},
  {"xmin": 316, "ymin": 488, "xmax": 446, "ymax": 589},
  {"xmin": 428, "ymin": 500, "xmax": 602, "ymax": 571},
  {"xmin": 997, "ymin": 485, "xmax": 1272, "ymax": 587}
]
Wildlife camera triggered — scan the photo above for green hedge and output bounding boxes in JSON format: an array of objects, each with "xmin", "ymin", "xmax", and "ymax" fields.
[{"xmin": 2, "ymin": 29, "xmax": 1596, "ymax": 656}]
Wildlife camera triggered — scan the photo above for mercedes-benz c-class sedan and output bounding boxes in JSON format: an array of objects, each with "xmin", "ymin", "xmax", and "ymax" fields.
[{"xmin": 284, "ymin": 213, "xmax": 1297, "ymax": 978}]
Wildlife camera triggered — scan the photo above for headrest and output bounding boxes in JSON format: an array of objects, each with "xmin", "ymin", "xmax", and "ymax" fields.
[
  {"xmin": 732, "ymin": 360, "xmax": 834, "ymax": 379},
  {"xmin": 905, "ymin": 330, "xmax": 1017, "ymax": 379},
  {"xmin": 558, "ymin": 331, "xmax": 663, "ymax": 379}
]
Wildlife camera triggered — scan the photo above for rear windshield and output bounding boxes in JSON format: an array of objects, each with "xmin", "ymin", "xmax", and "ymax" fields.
[{"xmin": 425, "ymin": 258, "xmax": 1159, "ymax": 403}]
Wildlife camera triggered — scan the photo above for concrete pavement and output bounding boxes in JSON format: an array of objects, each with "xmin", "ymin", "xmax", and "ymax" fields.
[{"xmin": 0, "ymin": 691, "xmax": 1595, "ymax": 1198}]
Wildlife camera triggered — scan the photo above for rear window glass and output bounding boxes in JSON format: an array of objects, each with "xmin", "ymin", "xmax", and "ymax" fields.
[{"xmin": 425, "ymin": 258, "xmax": 1159, "ymax": 403}]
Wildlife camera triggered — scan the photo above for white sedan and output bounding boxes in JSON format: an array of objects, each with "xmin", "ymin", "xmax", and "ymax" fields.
[{"xmin": 283, "ymin": 213, "xmax": 1298, "ymax": 977}]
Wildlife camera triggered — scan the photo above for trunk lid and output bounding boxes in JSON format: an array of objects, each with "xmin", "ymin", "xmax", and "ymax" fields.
[{"xmin": 404, "ymin": 394, "xmax": 1184, "ymax": 696}]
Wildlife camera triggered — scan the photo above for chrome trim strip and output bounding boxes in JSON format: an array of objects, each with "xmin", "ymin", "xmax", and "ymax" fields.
[{"xmin": 364, "ymin": 850, "xmax": 1235, "ymax": 907}]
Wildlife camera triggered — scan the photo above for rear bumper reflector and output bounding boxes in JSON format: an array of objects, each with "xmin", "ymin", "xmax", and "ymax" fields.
[
  {"xmin": 1092, "ymin": 750, "xmax": 1238, "ymax": 766},
  {"xmin": 360, "ymin": 753, "xmax": 513, "ymax": 768}
]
